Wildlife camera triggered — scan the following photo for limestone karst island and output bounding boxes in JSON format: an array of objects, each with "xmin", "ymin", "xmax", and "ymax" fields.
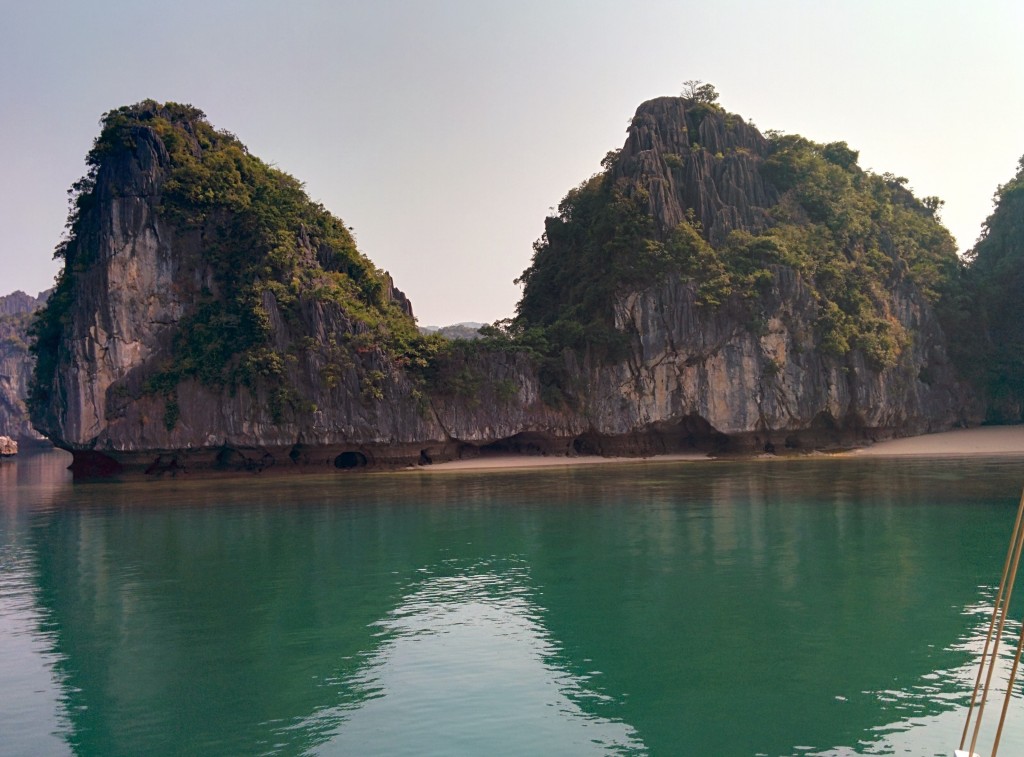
[{"xmin": 3, "ymin": 90, "xmax": 1023, "ymax": 477}]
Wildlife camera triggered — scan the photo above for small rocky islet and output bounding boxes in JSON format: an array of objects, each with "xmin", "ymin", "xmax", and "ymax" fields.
[{"xmin": 4, "ymin": 87, "xmax": 1022, "ymax": 475}]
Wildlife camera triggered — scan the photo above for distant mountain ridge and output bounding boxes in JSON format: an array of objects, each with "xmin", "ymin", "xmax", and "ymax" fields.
[
  {"xmin": 0, "ymin": 289, "xmax": 49, "ymax": 316},
  {"xmin": 0, "ymin": 289, "xmax": 50, "ymax": 441},
  {"xmin": 419, "ymin": 322, "xmax": 485, "ymax": 340}
]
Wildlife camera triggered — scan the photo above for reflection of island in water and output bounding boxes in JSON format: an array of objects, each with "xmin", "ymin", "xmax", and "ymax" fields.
[
  {"xmin": 0, "ymin": 446, "xmax": 72, "ymax": 507},
  {"xmin": 28, "ymin": 493, "xmax": 644, "ymax": 756},
  {"xmin": 309, "ymin": 563, "xmax": 644, "ymax": 754},
  {"xmin": 813, "ymin": 598, "xmax": 1022, "ymax": 757},
  {"xmin": 14, "ymin": 453, "xmax": 1024, "ymax": 754},
  {"xmin": 0, "ymin": 450, "xmax": 73, "ymax": 756}
]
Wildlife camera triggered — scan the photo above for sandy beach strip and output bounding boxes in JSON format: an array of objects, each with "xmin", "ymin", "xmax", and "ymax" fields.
[
  {"xmin": 409, "ymin": 451, "xmax": 710, "ymax": 473},
  {"xmin": 410, "ymin": 426, "xmax": 1024, "ymax": 473},
  {"xmin": 847, "ymin": 425, "xmax": 1024, "ymax": 457}
]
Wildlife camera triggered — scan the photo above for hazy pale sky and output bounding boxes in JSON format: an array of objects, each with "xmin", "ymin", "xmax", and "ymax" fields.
[{"xmin": 2, "ymin": 0, "xmax": 1022, "ymax": 325}]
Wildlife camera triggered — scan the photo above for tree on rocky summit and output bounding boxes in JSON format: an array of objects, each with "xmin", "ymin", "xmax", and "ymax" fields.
[{"xmin": 681, "ymin": 80, "xmax": 719, "ymax": 104}]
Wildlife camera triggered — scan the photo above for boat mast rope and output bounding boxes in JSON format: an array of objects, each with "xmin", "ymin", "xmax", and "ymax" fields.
[{"xmin": 960, "ymin": 488, "xmax": 1024, "ymax": 757}]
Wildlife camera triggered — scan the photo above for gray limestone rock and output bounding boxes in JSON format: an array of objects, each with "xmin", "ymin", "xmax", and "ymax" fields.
[
  {"xmin": 29, "ymin": 99, "xmax": 977, "ymax": 477},
  {"xmin": 0, "ymin": 290, "xmax": 49, "ymax": 442},
  {"xmin": 0, "ymin": 435, "xmax": 17, "ymax": 456}
]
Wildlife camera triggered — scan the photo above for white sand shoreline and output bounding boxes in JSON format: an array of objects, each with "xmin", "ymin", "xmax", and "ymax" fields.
[
  {"xmin": 846, "ymin": 425, "xmax": 1024, "ymax": 457},
  {"xmin": 408, "ymin": 451, "xmax": 711, "ymax": 473},
  {"xmin": 408, "ymin": 426, "xmax": 1024, "ymax": 473}
]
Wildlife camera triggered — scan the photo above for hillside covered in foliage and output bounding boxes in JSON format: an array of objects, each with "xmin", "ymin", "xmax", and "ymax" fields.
[
  {"xmin": 513, "ymin": 92, "xmax": 962, "ymax": 375},
  {"xmin": 31, "ymin": 101, "xmax": 444, "ymax": 432},
  {"xmin": 960, "ymin": 157, "xmax": 1024, "ymax": 421},
  {"xmin": 25, "ymin": 94, "xmax": 983, "ymax": 475}
]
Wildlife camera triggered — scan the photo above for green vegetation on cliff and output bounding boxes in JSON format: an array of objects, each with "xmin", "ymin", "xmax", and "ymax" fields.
[
  {"xmin": 757, "ymin": 133, "xmax": 960, "ymax": 365},
  {"xmin": 0, "ymin": 312, "xmax": 33, "ymax": 355},
  {"xmin": 513, "ymin": 168, "xmax": 663, "ymax": 362},
  {"xmin": 27, "ymin": 94, "xmax": 989, "ymax": 434},
  {"xmin": 31, "ymin": 101, "xmax": 440, "ymax": 420},
  {"xmin": 961, "ymin": 157, "xmax": 1024, "ymax": 421},
  {"xmin": 513, "ymin": 98, "xmax": 961, "ymax": 371}
]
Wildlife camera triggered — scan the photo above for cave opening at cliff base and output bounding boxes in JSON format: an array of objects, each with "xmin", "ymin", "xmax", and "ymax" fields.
[{"xmin": 334, "ymin": 450, "xmax": 368, "ymax": 469}]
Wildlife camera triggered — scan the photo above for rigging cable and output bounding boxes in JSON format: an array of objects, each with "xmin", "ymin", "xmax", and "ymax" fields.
[{"xmin": 961, "ymin": 488, "xmax": 1024, "ymax": 757}]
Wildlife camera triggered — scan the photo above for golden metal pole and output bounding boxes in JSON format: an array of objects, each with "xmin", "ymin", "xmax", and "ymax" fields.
[
  {"xmin": 969, "ymin": 489, "xmax": 1024, "ymax": 757},
  {"xmin": 962, "ymin": 489, "xmax": 1024, "ymax": 750},
  {"xmin": 991, "ymin": 600, "xmax": 1024, "ymax": 757}
]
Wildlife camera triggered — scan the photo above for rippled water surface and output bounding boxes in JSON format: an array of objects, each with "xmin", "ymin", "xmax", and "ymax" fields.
[{"xmin": 3, "ymin": 449, "xmax": 1024, "ymax": 755}]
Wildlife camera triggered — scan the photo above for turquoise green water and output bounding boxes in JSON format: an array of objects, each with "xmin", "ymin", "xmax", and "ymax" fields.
[{"xmin": 3, "ymin": 450, "xmax": 1024, "ymax": 756}]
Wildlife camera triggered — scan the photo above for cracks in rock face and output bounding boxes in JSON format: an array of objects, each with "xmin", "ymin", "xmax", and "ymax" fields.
[{"xmin": 430, "ymin": 402, "xmax": 454, "ymax": 442}]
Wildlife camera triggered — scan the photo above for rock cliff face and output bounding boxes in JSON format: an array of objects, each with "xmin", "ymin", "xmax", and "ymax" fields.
[
  {"xmin": 29, "ymin": 106, "xmax": 433, "ymax": 474},
  {"xmin": 0, "ymin": 290, "xmax": 49, "ymax": 442},
  {"xmin": 616, "ymin": 97, "xmax": 777, "ymax": 245},
  {"xmin": 545, "ymin": 97, "xmax": 973, "ymax": 450},
  {"xmin": 31, "ymin": 99, "xmax": 975, "ymax": 477},
  {"xmin": 0, "ymin": 290, "xmax": 46, "ymax": 316},
  {"xmin": 30, "ymin": 103, "xmax": 572, "ymax": 476},
  {"xmin": 576, "ymin": 267, "xmax": 965, "ymax": 454}
]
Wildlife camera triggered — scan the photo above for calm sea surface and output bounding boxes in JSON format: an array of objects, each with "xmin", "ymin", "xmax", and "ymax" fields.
[{"xmin": 3, "ymin": 449, "xmax": 1024, "ymax": 756}]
